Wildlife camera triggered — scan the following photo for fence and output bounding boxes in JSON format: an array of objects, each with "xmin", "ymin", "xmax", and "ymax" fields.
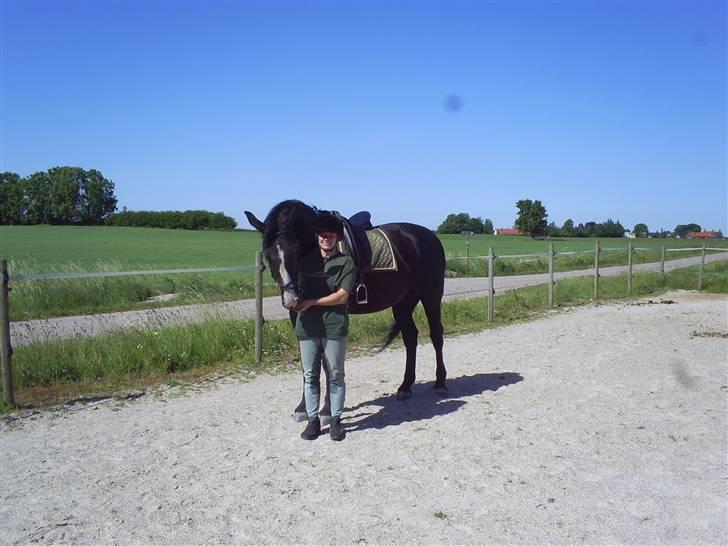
[
  {"xmin": 2, "ymin": 242, "xmax": 726, "ymax": 406},
  {"xmin": 449, "ymin": 241, "xmax": 728, "ymax": 325},
  {"xmin": 0, "ymin": 253, "xmax": 267, "ymax": 406}
]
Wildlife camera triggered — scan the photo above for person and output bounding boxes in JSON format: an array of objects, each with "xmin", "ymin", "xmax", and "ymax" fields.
[{"xmin": 294, "ymin": 213, "xmax": 356, "ymax": 441}]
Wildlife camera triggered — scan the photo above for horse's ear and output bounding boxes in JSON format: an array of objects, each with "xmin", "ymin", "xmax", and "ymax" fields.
[{"xmin": 244, "ymin": 211, "xmax": 265, "ymax": 233}]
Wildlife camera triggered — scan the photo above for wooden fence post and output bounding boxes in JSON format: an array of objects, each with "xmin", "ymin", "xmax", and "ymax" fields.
[
  {"xmin": 660, "ymin": 246, "xmax": 666, "ymax": 284},
  {"xmin": 548, "ymin": 243, "xmax": 554, "ymax": 308},
  {"xmin": 487, "ymin": 247, "xmax": 495, "ymax": 322},
  {"xmin": 627, "ymin": 241, "xmax": 633, "ymax": 296},
  {"xmin": 465, "ymin": 236, "xmax": 470, "ymax": 270},
  {"xmin": 255, "ymin": 251, "xmax": 264, "ymax": 364},
  {"xmin": 698, "ymin": 244, "xmax": 706, "ymax": 291},
  {"xmin": 593, "ymin": 240, "xmax": 600, "ymax": 300},
  {"xmin": 1, "ymin": 260, "xmax": 15, "ymax": 407}
]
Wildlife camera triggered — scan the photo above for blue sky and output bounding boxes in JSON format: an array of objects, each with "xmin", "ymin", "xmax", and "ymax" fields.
[{"xmin": 2, "ymin": 0, "xmax": 726, "ymax": 232}]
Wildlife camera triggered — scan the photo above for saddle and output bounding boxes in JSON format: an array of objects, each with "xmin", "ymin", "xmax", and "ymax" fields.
[{"xmin": 332, "ymin": 210, "xmax": 374, "ymax": 304}]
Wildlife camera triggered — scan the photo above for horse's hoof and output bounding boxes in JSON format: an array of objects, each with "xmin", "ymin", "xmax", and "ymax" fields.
[
  {"xmin": 320, "ymin": 413, "xmax": 331, "ymax": 427},
  {"xmin": 433, "ymin": 385, "xmax": 449, "ymax": 397},
  {"xmin": 395, "ymin": 390, "xmax": 412, "ymax": 401},
  {"xmin": 292, "ymin": 412, "xmax": 308, "ymax": 423}
]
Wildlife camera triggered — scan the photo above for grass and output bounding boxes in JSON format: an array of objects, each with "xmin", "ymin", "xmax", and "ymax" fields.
[
  {"xmin": 2, "ymin": 225, "xmax": 726, "ymax": 319},
  {"xmin": 4, "ymin": 261, "xmax": 726, "ymax": 411}
]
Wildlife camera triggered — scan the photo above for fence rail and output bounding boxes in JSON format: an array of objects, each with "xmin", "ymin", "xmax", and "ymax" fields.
[{"xmin": 10, "ymin": 265, "xmax": 263, "ymax": 282}]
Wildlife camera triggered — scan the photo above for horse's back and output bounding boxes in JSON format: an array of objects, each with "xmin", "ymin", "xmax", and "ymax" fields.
[{"xmin": 377, "ymin": 222, "xmax": 446, "ymax": 276}]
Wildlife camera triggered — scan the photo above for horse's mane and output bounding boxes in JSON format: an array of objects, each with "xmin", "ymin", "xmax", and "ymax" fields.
[{"xmin": 262, "ymin": 200, "xmax": 318, "ymax": 251}]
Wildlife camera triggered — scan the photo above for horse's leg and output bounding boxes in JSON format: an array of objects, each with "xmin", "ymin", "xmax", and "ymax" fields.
[
  {"xmin": 421, "ymin": 293, "xmax": 447, "ymax": 394},
  {"xmin": 293, "ymin": 383, "xmax": 308, "ymax": 422},
  {"xmin": 393, "ymin": 292, "xmax": 420, "ymax": 400},
  {"xmin": 319, "ymin": 356, "xmax": 332, "ymax": 427},
  {"xmin": 291, "ymin": 311, "xmax": 309, "ymax": 422}
]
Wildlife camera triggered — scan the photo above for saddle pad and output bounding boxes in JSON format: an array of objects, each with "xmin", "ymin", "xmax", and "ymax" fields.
[{"xmin": 367, "ymin": 228, "xmax": 397, "ymax": 271}]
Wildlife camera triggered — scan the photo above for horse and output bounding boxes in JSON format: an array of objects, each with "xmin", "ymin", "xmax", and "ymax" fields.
[{"xmin": 245, "ymin": 199, "xmax": 447, "ymax": 423}]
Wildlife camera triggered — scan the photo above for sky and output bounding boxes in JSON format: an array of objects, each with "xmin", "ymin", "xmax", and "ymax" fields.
[{"xmin": 1, "ymin": 0, "xmax": 726, "ymax": 233}]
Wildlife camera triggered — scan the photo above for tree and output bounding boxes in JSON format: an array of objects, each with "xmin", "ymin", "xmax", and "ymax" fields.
[
  {"xmin": 596, "ymin": 218, "xmax": 626, "ymax": 238},
  {"xmin": 437, "ymin": 213, "xmax": 484, "ymax": 234},
  {"xmin": 674, "ymin": 223, "xmax": 702, "ymax": 238},
  {"xmin": 483, "ymin": 218, "xmax": 494, "ymax": 235},
  {"xmin": 561, "ymin": 219, "xmax": 575, "ymax": 237},
  {"xmin": 47, "ymin": 166, "xmax": 83, "ymax": 224},
  {"xmin": 79, "ymin": 169, "xmax": 117, "ymax": 224},
  {"xmin": 633, "ymin": 223, "xmax": 649, "ymax": 238},
  {"xmin": 514, "ymin": 199, "xmax": 548, "ymax": 238},
  {"xmin": 546, "ymin": 222, "xmax": 561, "ymax": 237},
  {"xmin": 22, "ymin": 172, "xmax": 51, "ymax": 224},
  {"xmin": 0, "ymin": 172, "xmax": 25, "ymax": 224}
]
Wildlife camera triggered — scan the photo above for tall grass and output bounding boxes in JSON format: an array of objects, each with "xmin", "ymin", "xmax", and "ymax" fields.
[
  {"xmin": 8, "ymin": 259, "xmax": 278, "ymax": 320},
  {"xmin": 6, "ymin": 261, "xmax": 726, "ymax": 408}
]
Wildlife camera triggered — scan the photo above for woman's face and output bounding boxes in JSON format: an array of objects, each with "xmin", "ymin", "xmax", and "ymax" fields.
[{"xmin": 317, "ymin": 231, "xmax": 338, "ymax": 252}]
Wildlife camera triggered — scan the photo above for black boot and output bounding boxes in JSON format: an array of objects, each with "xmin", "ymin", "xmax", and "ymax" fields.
[
  {"xmin": 329, "ymin": 416, "xmax": 345, "ymax": 441},
  {"xmin": 301, "ymin": 417, "xmax": 320, "ymax": 440}
]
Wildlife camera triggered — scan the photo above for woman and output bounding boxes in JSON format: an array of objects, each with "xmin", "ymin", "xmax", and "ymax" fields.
[{"xmin": 294, "ymin": 212, "xmax": 356, "ymax": 441}]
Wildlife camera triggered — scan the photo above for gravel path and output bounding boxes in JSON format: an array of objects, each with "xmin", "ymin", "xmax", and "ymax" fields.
[
  {"xmin": 10, "ymin": 253, "xmax": 727, "ymax": 345},
  {"xmin": 1, "ymin": 290, "xmax": 726, "ymax": 544}
]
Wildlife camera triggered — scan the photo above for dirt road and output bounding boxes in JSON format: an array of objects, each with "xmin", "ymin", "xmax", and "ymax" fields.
[{"xmin": 1, "ymin": 291, "xmax": 726, "ymax": 544}]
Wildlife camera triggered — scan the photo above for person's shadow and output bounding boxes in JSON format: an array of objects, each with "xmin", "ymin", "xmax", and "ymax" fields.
[{"xmin": 343, "ymin": 372, "xmax": 523, "ymax": 431}]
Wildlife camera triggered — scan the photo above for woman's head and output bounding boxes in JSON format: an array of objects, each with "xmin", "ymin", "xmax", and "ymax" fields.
[{"xmin": 314, "ymin": 213, "xmax": 343, "ymax": 250}]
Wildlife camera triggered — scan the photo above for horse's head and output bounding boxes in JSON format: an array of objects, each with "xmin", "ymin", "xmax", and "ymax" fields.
[{"xmin": 245, "ymin": 200, "xmax": 318, "ymax": 310}]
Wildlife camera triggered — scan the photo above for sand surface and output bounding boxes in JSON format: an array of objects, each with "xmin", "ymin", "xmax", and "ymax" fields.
[{"xmin": 1, "ymin": 291, "xmax": 727, "ymax": 544}]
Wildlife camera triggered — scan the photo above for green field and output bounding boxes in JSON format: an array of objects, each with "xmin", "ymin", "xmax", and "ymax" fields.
[
  {"xmin": 1, "ymin": 225, "xmax": 726, "ymax": 320},
  {"xmin": 438, "ymin": 233, "xmax": 728, "ymax": 258},
  {"xmin": 1, "ymin": 225, "xmax": 263, "ymax": 272},
  {"xmin": 4, "ymin": 225, "xmax": 725, "ymax": 271}
]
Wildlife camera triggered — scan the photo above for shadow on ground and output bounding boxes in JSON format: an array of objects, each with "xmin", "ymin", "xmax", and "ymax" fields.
[{"xmin": 345, "ymin": 372, "xmax": 523, "ymax": 431}]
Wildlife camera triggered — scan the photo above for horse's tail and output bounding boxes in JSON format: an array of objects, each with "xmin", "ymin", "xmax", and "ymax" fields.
[{"xmin": 377, "ymin": 321, "xmax": 401, "ymax": 353}]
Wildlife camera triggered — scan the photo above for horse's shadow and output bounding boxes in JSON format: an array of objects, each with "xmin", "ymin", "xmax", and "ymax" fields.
[{"xmin": 344, "ymin": 372, "xmax": 523, "ymax": 431}]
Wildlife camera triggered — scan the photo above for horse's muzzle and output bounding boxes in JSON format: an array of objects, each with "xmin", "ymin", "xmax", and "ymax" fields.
[{"xmin": 281, "ymin": 290, "xmax": 301, "ymax": 310}]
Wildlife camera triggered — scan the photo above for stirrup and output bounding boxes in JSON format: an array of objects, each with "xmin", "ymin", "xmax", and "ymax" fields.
[{"xmin": 355, "ymin": 283, "xmax": 368, "ymax": 304}]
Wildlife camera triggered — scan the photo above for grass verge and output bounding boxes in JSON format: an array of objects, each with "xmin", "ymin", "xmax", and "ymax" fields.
[{"xmin": 3, "ymin": 261, "xmax": 726, "ymax": 411}]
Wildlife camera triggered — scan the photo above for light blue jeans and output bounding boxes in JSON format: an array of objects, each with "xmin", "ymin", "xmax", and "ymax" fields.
[{"xmin": 299, "ymin": 336, "xmax": 347, "ymax": 419}]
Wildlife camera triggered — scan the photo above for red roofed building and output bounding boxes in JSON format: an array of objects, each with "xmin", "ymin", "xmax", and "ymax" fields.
[
  {"xmin": 495, "ymin": 228, "xmax": 526, "ymax": 236},
  {"xmin": 687, "ymin": 231, "xmax": 722, "ymax": 239}
]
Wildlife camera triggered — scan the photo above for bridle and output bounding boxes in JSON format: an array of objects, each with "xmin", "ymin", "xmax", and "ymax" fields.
[{"xmin": 267, "ymin": 229, "xmax": 300, "ymax": 294}]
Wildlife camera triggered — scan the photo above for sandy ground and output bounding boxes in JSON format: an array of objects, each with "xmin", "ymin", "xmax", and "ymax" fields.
[
  {"xmin": 1, "ymin": 290, "xmax": 726, "ymax": 544},
  {"xmin": 10, "ymin": 253, "xmax": 727, "ymax": 346}
]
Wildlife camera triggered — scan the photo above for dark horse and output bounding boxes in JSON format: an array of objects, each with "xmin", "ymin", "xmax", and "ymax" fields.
[{"xmin": 245, "ymin": 200, "xmax": 447, "ymax": 422}]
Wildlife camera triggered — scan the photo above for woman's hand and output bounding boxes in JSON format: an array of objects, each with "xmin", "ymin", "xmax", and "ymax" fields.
[{"xmin": 294, "ymin": 299, "xmax": 316, "ymax": 313}]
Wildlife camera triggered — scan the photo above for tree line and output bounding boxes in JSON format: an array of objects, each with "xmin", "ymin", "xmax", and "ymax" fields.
[
  {"xmin": 438, "ymin": 199, "xmax": 708, "ymax": 238},
  {"xmin": 106, "ymin": 210, "xmax": 236, "ymax": 230},
  {"xmin": 1, "ymin": 166, "xmax": 237, "ymax": 230},
  {"xmin": 1, "ymin": 167, "xmax": 117, "ymax": 225},
  {"xmin": 437, "ymin": 213, "xmax": 494, "ymax": 234}
]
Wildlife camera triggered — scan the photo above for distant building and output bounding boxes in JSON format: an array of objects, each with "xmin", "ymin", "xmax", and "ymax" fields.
[
  {"xmin": 687, "ymin": 231, "xmax": 722, "ymax": 239},
  {"xmin": 624, "ymin": 231, "xmax": 636, "ymax": 239},
  {"xmin": 495, "ymin": 228, "xmax": 526, "ymax": 236}
]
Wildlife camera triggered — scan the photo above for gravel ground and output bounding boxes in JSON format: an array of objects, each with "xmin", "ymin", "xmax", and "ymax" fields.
[
  {"xmin": 10, "ymin": 253, "xmax": 727, "ymax": 345},
  {"xmin": 1, "ymin": 290, "xmax": 726, "ymax": 544}
]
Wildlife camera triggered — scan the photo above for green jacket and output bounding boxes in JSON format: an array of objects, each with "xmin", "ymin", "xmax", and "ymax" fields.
[{"xmin": 294, "ymin": 250, "xmax": 356, "ymax": 338}]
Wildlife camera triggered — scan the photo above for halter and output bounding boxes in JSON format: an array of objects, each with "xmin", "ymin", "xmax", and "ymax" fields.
[{"xmin": 267, "ymin": 229, "xmax": 300, "ymax": 293}]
